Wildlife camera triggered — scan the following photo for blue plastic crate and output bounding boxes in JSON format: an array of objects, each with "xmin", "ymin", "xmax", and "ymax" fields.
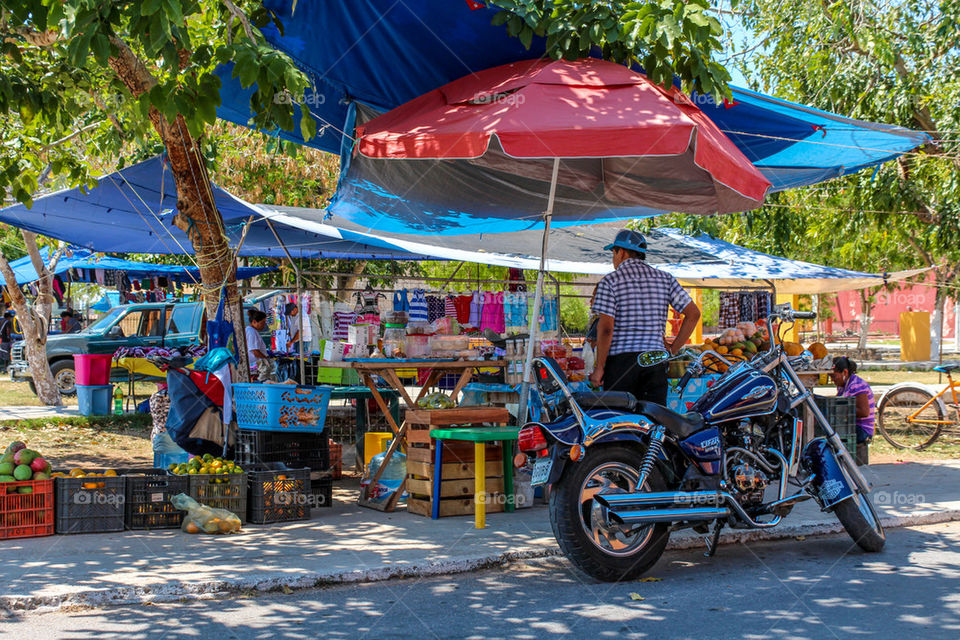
[
  {"xmin": 76, "ymin": 384, "xmax": 113, "ymax": 416},
  {"xmin": 233, "ymin": 384, "xmax": 332, "ymax": 433}
]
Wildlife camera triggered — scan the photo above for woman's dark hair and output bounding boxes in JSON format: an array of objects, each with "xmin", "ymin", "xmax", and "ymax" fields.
[
  {"xmin": 284, "ymin": 302, "xmax": 298, "ymax": 316},
  {"xmin": 833, "ymin": 356, "xmax": 857, "ymax": 374},
  {"xmin": 247, "ymin": 309, "xmax": 267, "ymax": 323}
]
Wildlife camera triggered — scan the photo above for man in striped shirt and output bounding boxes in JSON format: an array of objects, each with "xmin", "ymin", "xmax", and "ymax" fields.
[{"xmin": 590, "ymin": 230, "xmax": 701, "ymax": 405}]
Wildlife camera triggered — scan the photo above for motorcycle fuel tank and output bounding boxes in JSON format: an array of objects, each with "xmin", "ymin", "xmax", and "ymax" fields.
[{"xmin": 692, "ymin": 364, "xmax": 779, "ymax": 423}]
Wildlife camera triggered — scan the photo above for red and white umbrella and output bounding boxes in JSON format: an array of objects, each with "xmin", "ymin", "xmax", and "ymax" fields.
[{"xmin": 356, "ymin": 58, "xmax": 771, "ymax": 418}]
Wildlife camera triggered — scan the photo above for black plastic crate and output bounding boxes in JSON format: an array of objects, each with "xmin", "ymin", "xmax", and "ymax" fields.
[
  {"xmin": 55, "ymin": 473, "xmax": 126, "ymax": 534},
  {"xmin": 247, "ymin": 463, "xmax": 312, "ymax": 524},
  {"xmin": 814, "ymin": 395, "xmax": 857, "ymax": 438},
  {"xmin": 187, "ymin": 472, "xmax": 248, "ymax": 523},
  {"xmin": 236, "ymin": 429, "xmax": 330, "ymax": 471},
  {"xmin": 122, "ymin": 468, "xmax": 189, "ymax": 530},
  {"xmin": 309, "ymin": 474, "xmax": 333, "ymax": 509}
]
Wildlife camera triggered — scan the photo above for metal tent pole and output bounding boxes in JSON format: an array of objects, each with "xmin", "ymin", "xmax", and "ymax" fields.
[
  {"xmin": 265, "ymin": 219, "xmax": 306, "ymax": 385},
  {"xmin": 518, "ymin": 158, "xmax": 561, "ymax": 425}
]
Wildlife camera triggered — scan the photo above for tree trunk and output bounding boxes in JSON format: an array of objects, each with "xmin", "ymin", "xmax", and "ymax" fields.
[
  {"xmin": 107, "ymin": 38, "xmax": 249, "ymax": 380},
  {"xmin": 857, "ymin": 289, "xmax": 873, "ymax": 352},
  {"xmin": 337, "ymin": 260, "xmax": 366, "ymax": 302},
  {"xmin": 0, "ymin": 256, "xmax": 61, "ymax": 406}
]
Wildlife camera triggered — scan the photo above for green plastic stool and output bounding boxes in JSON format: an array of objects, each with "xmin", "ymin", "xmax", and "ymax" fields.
[{"xmin": 430, "ymin": 426, "xmax": 520, "ymax": 528}]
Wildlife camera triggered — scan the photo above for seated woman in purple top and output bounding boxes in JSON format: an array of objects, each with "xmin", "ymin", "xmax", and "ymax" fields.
[{"xmin": 830, "ymin": 357, "xmax": 875, "ymax": 466}]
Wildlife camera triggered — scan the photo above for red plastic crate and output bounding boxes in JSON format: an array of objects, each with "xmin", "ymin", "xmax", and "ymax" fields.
[{"xmin": 0, "ymin": 479, "xmax": 55, "ymax": 540}]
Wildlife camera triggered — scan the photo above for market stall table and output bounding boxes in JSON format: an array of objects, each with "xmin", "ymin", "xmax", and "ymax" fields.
[{"xmin": 322, "ymin": 358, "xmax": 507, "ymax": 510}]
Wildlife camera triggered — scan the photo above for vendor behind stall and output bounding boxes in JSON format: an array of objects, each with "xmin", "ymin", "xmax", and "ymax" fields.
[
  {"xmin": 246, "ymin": 309, "xmax": 276, "ymax": 381},
  {"xmin": 831, "ymin": 357, "xmax": 874, "ymax": 466},
  {"xmin": 282, "ymin": 302, "xmax": 301, "ymax": 352}
]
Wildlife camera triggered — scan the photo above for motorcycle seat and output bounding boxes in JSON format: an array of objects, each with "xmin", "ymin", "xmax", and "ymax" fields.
[
  {"xmin": 635, "ymin": 400, "xmax": 704, "ymax": 439},
  {"xmin": 573, "ymin": 391, "xmax": 637, "ymax": 412}
]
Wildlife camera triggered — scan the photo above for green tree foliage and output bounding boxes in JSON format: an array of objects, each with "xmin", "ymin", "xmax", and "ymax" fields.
[{"xmin": 489, "ymin": 0, "xmax": 732, "ymax": 97}]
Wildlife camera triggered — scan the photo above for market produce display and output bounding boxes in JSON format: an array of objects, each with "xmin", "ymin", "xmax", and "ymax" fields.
[
  {"xmin": 50, "ymin": 468, "xmax": 119, "ymax": 489},
  {"xmin": 169, "ymin": 454, "xmax": 243, "ymax": 481},
  {"xmin": 0, "ymin": 441, "xmax": 52, "ymax": 491},
  {"xmin": 171, "ymin": 493, "xmax": 242, "ymax": 534},
  {"xmin": 696, "ymin": 321, "xmax": 831, "ymax": 372}
]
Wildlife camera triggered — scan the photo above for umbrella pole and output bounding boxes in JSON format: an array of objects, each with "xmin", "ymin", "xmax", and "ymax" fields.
[{"xmin": 518, "ymin": 158, "xmax": 561, "ymax": 425}]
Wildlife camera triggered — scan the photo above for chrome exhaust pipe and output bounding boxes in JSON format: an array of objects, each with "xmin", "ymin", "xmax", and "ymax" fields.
[
  {"xmin": 595, "ymin": 491, "xmax": 722, "ymax": 509},
  {"xmin": 607, "ymin": 506, "xmax": 730, "ymax": 524}
]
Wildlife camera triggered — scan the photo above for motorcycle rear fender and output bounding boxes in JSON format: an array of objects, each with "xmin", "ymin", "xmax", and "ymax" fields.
[
  {"xmin": 800, "ymin": 437, "xmax": 855, "ymax": 510},
  {"xmin": 542, "ymin": 429, "xmax": 659, "ymax": 486}
]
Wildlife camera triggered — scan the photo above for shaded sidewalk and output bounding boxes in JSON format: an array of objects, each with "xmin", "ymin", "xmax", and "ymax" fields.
[{"xmin": 2, "ymin": 459, "xmax": 959, "ymax": 614}]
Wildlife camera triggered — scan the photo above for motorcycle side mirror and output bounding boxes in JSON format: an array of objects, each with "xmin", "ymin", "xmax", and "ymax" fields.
[{"xmin": 637, "ymin": 350, "xmax": 671, "ymax": 367}]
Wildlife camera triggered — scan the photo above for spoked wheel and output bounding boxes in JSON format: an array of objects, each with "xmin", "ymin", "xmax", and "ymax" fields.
[
  {"xmin": 549, "ymin": 445, "xmax": 670, "ymax": 582},
  {"xmin": 877, "ymin": 386, "xmax": 943, "ymax": 450}
]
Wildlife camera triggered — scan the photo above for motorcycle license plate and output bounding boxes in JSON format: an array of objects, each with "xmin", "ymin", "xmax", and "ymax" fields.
[{"xmin": 531, "ymin": 455, "xmax": 553, "ymax": 486}]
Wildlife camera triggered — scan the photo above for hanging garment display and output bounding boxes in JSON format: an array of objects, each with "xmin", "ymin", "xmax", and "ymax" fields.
[
  {"xmin": 332, "ymin": 302, "xmax": 357, "ymax": 341},
  {"xmin": 719, "ymin": 292, "xmax": 739, "ymax": 329},
  {"xmin": 444, "ymin": 295, "xmax": 456, "ymax": 317},
  {"xmin": 738, "ymin": 292, "xmax": 758, "ymax": 323},
  {"xmin": 393, "ymin": 288, "xmax": 410, "ymax": 313},
  {"xmin": 504, "ymin": 291, "xmax": 528, "ymax": 329},
  {"xmin": 755, "ymin": 291, "xmax": 771, "ymax": 319},
  {"xmin": 468, "ymin": 290, "xmax": 482, "ymax": 327},
  {"xmin": 539, "ymin": 295, "xmax": 559, "ymax": 332},
  {"xmin": 426, "ymin": 295, "xmax": 445, "ymax": 323},
  {"xmin": 409, "ymin": 288, "xmax": 429, "ymax": 323},
  {"xmin": 480, "ymin": 291, "xmax": 505, "ymax": 333},
  {"xmin": 453, "ymin": 294, "xmax": 472, "ymax": 324}
]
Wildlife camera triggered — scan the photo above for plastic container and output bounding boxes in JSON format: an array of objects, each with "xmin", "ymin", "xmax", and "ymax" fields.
[
  {"xmin": 814, "ymin": 395, "xmax": 857, "ymax": 438},
  {"xmin": 123, "ymin": 468, "xmax": 189, "ymax": 530},
  {"xmin": 235, "ymin": 428, "xmax": 330, "ymax": 470},
  {"xmin": 406, "ymin": 334, "xmax": 431, "ymax": 358},
  {"xmin": 363, "ymin": 432, "xmax": 393, "ymax": 467},
  {"xmin": 0, "ymin": 479, "xmax": 54, "ymax": 540},
  {"xmin": 233, "ymin": 384, "xmax": 332, "ymax": 433},
  {"xmin": 76, "ymin": 384, "xmax": 114, "ymax": 416},
  {"xmin": 73, "ymin": 354, "xmax": 113, "ymax": 386},
  {"xmin": 187, "ymin": 472, "xmax": 248, "ymax": 523},
  {"xmin": 55, "ymin": 473, "xmax": 126, "ymax": 534},
  {"xmin": 247, "ymin": 463, "xmax": 311, "ymax": 524},
  {"xmin": 360, "ymin": 448, "xmax": 406, "ymax": 507},
  {"xmin": 154, "ymin": 450, "xmax": 190, "ymax": 470}
]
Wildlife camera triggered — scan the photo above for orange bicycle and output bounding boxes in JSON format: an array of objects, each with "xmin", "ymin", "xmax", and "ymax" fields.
[{"xmin": 877, "ymin": 364, "xmax": 960, "ymax": 450}]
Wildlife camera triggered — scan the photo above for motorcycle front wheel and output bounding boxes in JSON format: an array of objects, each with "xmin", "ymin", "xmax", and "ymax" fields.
[
  {"xmin": 549, "ymin": 445, "xmax": 670, "ymax": 582},
  {"xmin": 834, "ymin": 489, "xmax": 886, "ymax": 552}
]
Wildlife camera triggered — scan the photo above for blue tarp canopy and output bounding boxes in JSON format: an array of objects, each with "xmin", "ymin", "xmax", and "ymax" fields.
[
  {"xmin": 0, "ymin": 156, "xmax": 436, "ymax": 260},
  {"xmin": 6, "ymin": 245, "xmax": 276, "ymax": 285},
  {"xmin": 214, "ymin": 0, "xmax": 928, "ymax": 235}
]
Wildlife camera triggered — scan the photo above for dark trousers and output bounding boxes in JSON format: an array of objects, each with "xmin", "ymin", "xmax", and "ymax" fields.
[{"xmin": 603, "ymin": 353, "xmax": 669, "ymax": 406}]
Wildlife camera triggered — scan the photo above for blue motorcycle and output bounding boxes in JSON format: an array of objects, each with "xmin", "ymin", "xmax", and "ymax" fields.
[{"xmin": 518, "ymin": 304, "xmax": 883, "ymax": 582}]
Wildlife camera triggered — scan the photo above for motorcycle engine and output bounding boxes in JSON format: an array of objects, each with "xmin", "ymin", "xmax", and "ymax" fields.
[{"xmin": 724, "ymin": 420, "xmax": 772, "ymax": 505}]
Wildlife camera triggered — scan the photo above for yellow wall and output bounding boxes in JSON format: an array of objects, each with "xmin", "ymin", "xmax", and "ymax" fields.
[
  {"xmin": 900, "ymin": 311, "xmax": 931, "ymax": 362},
  {"xmin": 775, "ymin": 294, "xmax": 801, "ymax": 342},
  {"xmin": 692, "ymin": 288, "xmax": 703, "ymax": 344}
]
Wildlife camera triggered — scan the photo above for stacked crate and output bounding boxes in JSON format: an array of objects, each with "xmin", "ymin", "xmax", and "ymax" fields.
[
  {"xmin": 404, "ymin": 407, "xmax": 511, "ymax": 518},
  {"xmin": 233, "ymin": 384, "xmax": 335, "ymax": 509},
  {"xmin": 814, "ymin": 395, "xmax": 858, "ymax": 457}
]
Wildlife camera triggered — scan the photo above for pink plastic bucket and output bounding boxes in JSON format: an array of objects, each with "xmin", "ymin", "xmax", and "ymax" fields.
[{"xmin": 73, "ymin": 354, "xmax": 113, "ymax": 386}]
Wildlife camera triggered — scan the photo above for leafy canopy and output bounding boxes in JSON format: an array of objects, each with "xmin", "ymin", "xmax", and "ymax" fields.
[{"xmin": 488, "ymin": 0, "xmax": 731, "ymax": 97}]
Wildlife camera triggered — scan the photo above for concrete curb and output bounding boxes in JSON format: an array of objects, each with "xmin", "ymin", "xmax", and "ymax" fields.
[{"xmin": 3, "ymin": 508, "xmax": 959, "ymax": 615}]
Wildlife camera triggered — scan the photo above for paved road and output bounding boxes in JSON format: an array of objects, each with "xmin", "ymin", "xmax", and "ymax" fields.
[{"xmin": 4, "ymin": 522, "xmax": 959, "ymax": 639}]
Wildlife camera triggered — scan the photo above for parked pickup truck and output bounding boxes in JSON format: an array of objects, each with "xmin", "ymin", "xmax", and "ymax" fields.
[{"xmin": 11, "ymin": 302, "xmax": 208, "ymax": 396}]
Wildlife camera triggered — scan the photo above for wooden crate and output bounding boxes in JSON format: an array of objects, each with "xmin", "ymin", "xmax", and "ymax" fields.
[
  {"xmin": 407, "ymin": 496, "xmax": 505, "ymax": 518},
  {"xmin": 407, "ymin": 458, "xmax": 503, "ymax": 480},
  {"xmin": 407, "ymin": 476, "xmax": 505, "ymax": 499},
  {"xmin": 406, "ymin": 407, "xmax": 510, "ymax": 445},
  {"xmin": 407, "ymin": 441, "xmax": 502, "ymax": 464}
]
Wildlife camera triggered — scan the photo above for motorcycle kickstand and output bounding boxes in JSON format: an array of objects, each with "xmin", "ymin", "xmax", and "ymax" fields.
[{"xmin": 704, "ymin": 521, "xmax": 723, "ymax": 558}]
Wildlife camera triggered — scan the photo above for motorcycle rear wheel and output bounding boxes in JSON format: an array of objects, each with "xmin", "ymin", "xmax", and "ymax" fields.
[{"xmin": 549, "ymin": 445, "xmax": 670, "ymax": 582}]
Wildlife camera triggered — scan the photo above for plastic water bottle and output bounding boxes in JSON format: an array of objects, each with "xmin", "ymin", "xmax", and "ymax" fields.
[
  {"xmin": 362, "ymin": 442, "xmax": 407, "ymax": 504},
  {"xmin": 113, "ymin": 386, "xmax": 124, "ymax": 415}
]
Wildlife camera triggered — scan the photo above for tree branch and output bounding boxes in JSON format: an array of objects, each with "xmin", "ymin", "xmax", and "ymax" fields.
[{"xmin": 222, "ymin": 0, "xmax": 257, "ymax": 42}]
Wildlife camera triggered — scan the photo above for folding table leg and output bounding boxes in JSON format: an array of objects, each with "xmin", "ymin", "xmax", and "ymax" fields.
[
  {"xmin": 432, "ymin": 442, "xmax": 443, "ymax": 519},
  {"xmin": 475, "ymin": 442, "xmax": 486, "ymax": 529},
  {"xmin": 502, "ymin": 440, "xmax": 515, "ymax": 513}
]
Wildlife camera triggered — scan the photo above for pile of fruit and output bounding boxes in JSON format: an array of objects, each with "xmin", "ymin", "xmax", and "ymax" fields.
[
  {"xmin": 50, "ymin": 468, "xmax": 119, "ymax": 489},
  {"xmin": 0, "ymin": 441, "xmax": 51, "ymax": 492},
  {"xmin": 696, "ymin": 321, "xmax": 829, "ymax": 372},
  {"xmin": 170, "ymin": 454, "xmax": 243, "ymax": 482}
]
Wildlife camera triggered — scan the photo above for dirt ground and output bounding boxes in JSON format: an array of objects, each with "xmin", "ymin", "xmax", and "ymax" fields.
[{"xmin": 0, "ymin": 420, "xmax": 153, "ymax": 470}]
